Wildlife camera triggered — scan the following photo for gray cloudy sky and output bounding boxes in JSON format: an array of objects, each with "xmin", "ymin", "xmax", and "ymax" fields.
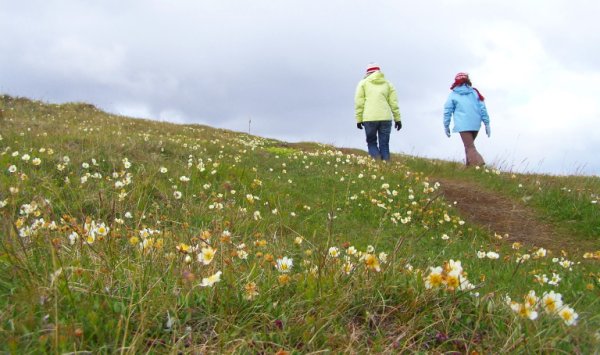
[{"xmin": 2, "ymin": 0, "xmax": 599, "ymax": 175}]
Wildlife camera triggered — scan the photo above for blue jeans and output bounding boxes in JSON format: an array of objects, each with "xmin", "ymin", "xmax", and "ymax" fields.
[{"xmin": 363, "ymin": 120, "xmax": 392, "ymax": 160}]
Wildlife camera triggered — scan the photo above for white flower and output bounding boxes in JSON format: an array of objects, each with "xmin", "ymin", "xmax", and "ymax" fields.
[
  {"xmin": 328, "ymin": 247, "xmax": 340, "ymax": 258},
  {"xmin": 548, "ymin": 273, "xmax": 561, "ymax": 286},
  {"xmin": 237, "ymin": 250, "xmax": 248, "ymax": 260},
  {"xmin": 197, "ymin": 246, "xmax": 217, "ymax": 265},
  {"xmin": 8, "ymin": 165, "xmax": 17, "ymax": 173},
  {"xmin": 541, "ymin": 291, "xmax": 563, "ymax": 314},
  {"xmin": 160, "ymin": 167, "xmax": 168, "ymax": 173},
  {"xmin": 32, "ymin": 158, "xmax": 41, "ymax": 166},
  {"xmin": 21, "ymin": 154, "xmax": 30, "ymax": 161},
  {"xmin": 558, "ymin": 305, "xmax": 578, "ymax": 326},
  {"xmin": 173, "ymin": 191, "xmax": 182, "ymax": 199},
  {"xmin": 179, "ymin": 176, "xmax": 190, "ymax": 182},
  {"xmin": 486, "ymin": 251, "xmax": 500, "ymax": 259},
  {"xmin": 124, "ymin": 211, "xmax": 133, "ymax": 219},
  {"xmin": 441, "ymin": 234, "xmax": 450, "ymax": 240},
  {"xmin": 477, "ymin": 251, "xmax": 486, "ymax": 259},
  {"xmin": 68, "ymin": 232, "xmax": 79, "ymax": 245},
  {"xmin": 534, "ymin": 248, "xmax": 547, "ymax": 258},
  {"xmin": 276, "ymin": 256, "xmax": 293, "ymax": 273},
  {"xmin": 200, "ymin": 271, "xmax": 222, "ymax": 287}
]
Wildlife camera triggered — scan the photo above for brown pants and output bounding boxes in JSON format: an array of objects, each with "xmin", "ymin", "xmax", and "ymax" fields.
[{"xmin": 460, "ymin": 131, "xmax": 485, "ymax": 166}]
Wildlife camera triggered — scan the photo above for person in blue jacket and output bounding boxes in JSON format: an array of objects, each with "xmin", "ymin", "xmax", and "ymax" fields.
[{"xmin": 443, "ymin": 72, "xmax": 491, "ymax": 166}]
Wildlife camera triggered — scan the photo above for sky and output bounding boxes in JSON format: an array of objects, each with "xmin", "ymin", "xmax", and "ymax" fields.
[{"xmin": 1, "ymin": 0, "xmax": 599, "ymax": 176}]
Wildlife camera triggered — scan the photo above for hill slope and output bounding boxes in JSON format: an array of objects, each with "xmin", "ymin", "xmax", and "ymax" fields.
[{"xmin": 1, "ymin": 95, "xmax": 599, "ymax": 353}]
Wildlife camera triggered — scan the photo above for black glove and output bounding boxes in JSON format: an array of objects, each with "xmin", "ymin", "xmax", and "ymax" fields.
[
  {"xmin": 394, "ymin": 121, "xmax": 402, "ymax": 131},
  {"xmin": 357, "ymin": 122, "xmax": 363, "ymax": 130}
]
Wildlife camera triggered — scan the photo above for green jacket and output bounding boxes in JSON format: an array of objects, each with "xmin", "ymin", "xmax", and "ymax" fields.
[{"xmin": 354, "ymin": 71, "xmax": 401, "ymax": 123}]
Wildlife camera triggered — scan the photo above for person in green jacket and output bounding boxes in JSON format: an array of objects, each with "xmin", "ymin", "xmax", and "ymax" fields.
[{"xmin": 354, "ymin": 63, "xmax": 402, "ymax": 161}]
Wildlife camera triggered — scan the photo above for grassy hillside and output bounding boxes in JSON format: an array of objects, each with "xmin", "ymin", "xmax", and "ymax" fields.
[{"xmin": 1, "ymin": 95, "xmax": 599, "ymax": 353}]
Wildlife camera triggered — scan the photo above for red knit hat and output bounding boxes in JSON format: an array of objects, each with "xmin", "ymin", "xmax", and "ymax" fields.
[
  {"xmin": 366, "ymin": 62, "xmax": 381, "ymax": 74},
  {"xmin": 451, "ymin": 72, "xmax": 469, "ymax": 89}
]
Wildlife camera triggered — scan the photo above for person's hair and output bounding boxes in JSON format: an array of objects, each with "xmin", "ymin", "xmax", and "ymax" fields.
[{"xmin": 464, "ymin": 78, "xmax": 472, "ymax": 86}]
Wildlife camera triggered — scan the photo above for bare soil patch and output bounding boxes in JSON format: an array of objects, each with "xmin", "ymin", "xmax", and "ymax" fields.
[{"xmin": 438, "ymin": 178, "xmax": 570, "ymax": 251}]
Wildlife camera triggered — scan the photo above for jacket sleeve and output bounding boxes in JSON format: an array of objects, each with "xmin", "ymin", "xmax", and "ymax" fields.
[
  {"xmin": 354, "ymin": 81, "xmax": 366, "ymax": 122},
  {"xmin": 479, "ymin": 100, "xmax": 490, "ymax": 126},
  {"xmin": 443, "ymin": 94, "xmax": 455, "ymax": 129},
  {"xmin": 387, "ymin": 83, "xmax": 401, "ymax": 122}
]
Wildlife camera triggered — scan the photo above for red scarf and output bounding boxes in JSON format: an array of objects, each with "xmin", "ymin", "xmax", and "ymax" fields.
[{"xmin": 451, "ymin": 79, "xmax": 485, "ymax": 101}]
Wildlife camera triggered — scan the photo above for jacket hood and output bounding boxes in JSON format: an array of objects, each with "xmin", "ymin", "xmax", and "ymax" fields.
[
  {"xmin": 365, "ymin": 71, "xmax": 386, "ymax": 82},
  {"xmin": 453, "ymin": 84, "xmax": 473, "ymax": 95}
]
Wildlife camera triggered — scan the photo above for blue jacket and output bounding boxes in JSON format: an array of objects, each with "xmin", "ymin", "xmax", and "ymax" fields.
[{"xmin": 443, "ymin": 85, "xmax": 490, "ymax": 133}]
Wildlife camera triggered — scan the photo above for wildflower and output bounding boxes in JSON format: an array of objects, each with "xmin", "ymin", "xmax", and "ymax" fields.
[
  {"xmin": 486, "ymin": 251, "xmax": 500, "ymax": 259},
  {"xmin": 541, "ymin": 291, "xmax": 563, "ymax": 314},
  {"xmin": 441, "ymin": 234, "xmax": 450, "ymax": 240},
  {"xmin": 516, "ymin": 303, "xmax": 538, "ymax": 320},
  {"xmin": 160, "ymin": 167, "xmax": 168, "ymax": 173},
  {"xmin": 558, "ymin": 305, "xmax": 578, "ymax": 326},
  {"xmin": 524, "ymin": 290, "xmax": 539, "ymax": 309},
  {"xmin": 425, "ymin": 266, "xmax": 444, "ymax": 289},
  {"xmin": 363, "ymin": 253, "xmax": 381, "ymax": 272},
  {"xmin": 176, "ymin": 243, "xmax": 191, "ymax": 254},
  {"xmin": 477, "ymin": 251, "xmax": 486, "ymax": 259},
  {"xmin": 21, "ymin": 154, "xmax": 30, "ymax": 161},
  {"xmin": 197, "ymin": 246, "xmax": 217, "ymax": 265},
  {"xmin": 293, "ymin": 236, "xmax": 303, "ymax": 245},
  {"xmin": 95, "ymin": 223, "xmax": 109, "ymax": 237},
  {"xmin": 548, "ymin": 273, "xmax": 561, "ymax": 286},
  {"xmin": 253, "ymin": 211, "xmax": 262, "ymax": 220},
  {"xmin": 32, "ymin": 158, "xmax": 41, "ymax": 166},
  {"xmin": 244, "ymin": 282, "xmax": 259, "ymax": 300},
  {"xmin": 346, "ymin": 246, "xmax": 357, "ymax": 256},
  {"xmin": 199, "ymin": 271, "xmax": 222, "ymax": 287},
  {"xmin": 125, "ymin": 211, "xmax": 133, "ymax": 219},
  {"xmin": 342, "ymin": 261, "xmax": 354, "ymax": 275},
  {"xmin": 328, "ymin": 247, "xmax": 340, "ymax": 258},
  {"xmin": 173, "ymin": 191, "xmax": 182, "ymax": 199},
  {"xmin": 276, "ymin": 256, "xmax": 293, "ymax": 273},
  {"xmin": 512, "ymin": 242, "xmax": 522, "ymax": 250},
  {"xmin": 8, "ymin": 165, "xmax": 17, "ymax": 173},
  {"xmin": 378, "ymin": 252, "xmax": 388, "ymax": 264},
  {"xmin": 277, "ymin": 274, "xmax": 291, "ymax": 285},
  {"xmin": 559, "ymin": 259, "xmax": 574, "ymax": 269},
  {"xmin": 534, "ymin": 248, "xmax": 547, "ymax": 258},
  {"xmin": 0, "ymin": 200, "xmax": 7, "ymax": 208},
  {"xmin": 68, "ymin": 232, "xmax": 79, "ymax": 245},
  {"xmin": 237, "ymin": 250, "xmax": 248, "ymax": 259},
  {"xmin": 179, "ymin": 176, "xmax": 190, "ymax": 182}
]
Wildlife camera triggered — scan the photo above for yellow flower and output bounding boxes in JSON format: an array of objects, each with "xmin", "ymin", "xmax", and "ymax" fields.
[
  {"xmin": 277, "ymin": 274, "xmax": 291, "ymax": 285},
  {"xmin": 176, "ymin": 243, "xmax": 191, "ymax": 254}
]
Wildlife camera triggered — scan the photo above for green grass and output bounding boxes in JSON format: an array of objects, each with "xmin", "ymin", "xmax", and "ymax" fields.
[{"xmin": 1, "ymin": 95, "xmax": 599, "ymax": 353}]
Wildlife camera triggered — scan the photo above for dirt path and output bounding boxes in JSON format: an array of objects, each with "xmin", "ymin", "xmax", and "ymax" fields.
[{"xmin": 438, "ymin": 178, "xmax": 566, "ymax": 250}]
